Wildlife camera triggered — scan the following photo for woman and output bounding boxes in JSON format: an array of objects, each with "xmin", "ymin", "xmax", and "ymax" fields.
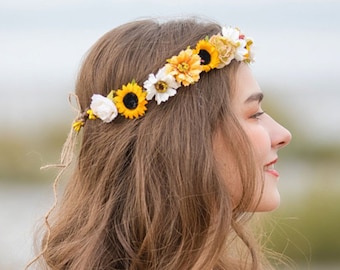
[{"xmin": 30, "ymin": 18, "xmax": 291, "ymax": 269}]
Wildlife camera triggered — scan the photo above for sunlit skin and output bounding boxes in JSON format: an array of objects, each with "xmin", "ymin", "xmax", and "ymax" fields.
[{"xmin": 215, "ymin": 63, "xmax": 292, "ymax": 212}]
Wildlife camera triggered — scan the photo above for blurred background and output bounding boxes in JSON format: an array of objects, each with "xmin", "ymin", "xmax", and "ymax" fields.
[{"xmin": 1, "ymin": 0, "xmax": 339, "ymax": 269}]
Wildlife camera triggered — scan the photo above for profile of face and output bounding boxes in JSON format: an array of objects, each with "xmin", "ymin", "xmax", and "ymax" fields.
[{"xmin": 214, "ymin": 63, "xmax": 292, "ymax": 212}]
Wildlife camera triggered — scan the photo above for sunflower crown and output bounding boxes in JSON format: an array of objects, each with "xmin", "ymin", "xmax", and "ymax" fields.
[{"xmin": 73, "ymin": 26, "xmax": 254, "ymax": 131}]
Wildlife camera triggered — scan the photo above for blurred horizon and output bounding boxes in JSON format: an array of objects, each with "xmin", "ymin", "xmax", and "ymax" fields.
[{"xmin": 1, "ymin": 0, "xmax": 340, "ymax": 143}]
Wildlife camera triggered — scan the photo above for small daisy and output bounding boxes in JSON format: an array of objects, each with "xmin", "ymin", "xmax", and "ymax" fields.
[
  {"xmin": 144, "ymin": 67, "xmax": 181, "ymax": 105},
  {"xmin": 244, "ymin": 37, "xmax": 254, "ymax": 63},
  {"xmin": 233, "ymin": 40, "xmax": 247, "ymax": 61}
]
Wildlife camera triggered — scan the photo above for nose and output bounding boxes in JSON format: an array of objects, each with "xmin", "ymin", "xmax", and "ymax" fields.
[{"xmin": 269, "ymin": 117, "xmax": 292, "ymax": 149}]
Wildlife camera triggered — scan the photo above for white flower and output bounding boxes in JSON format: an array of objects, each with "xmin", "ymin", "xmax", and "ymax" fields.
[
  {"xmin": 144, "ymin": 67, "xmax": 181, "ymax": 105},
  {"xmin": 245, "ymin": 37, "xmax": 255, "ymax": 62},
  {"xmin": 90, "ymin": 94, "xmax": 118, "ymax": 123},
  {"xmin": 221, "ymin": 26, "xmax": 248, "ymax": 61},
  {"xmin": 221, "ymin": 26, "xmax": 241, "ymax": 43},
  {"xmin": 234, "ymin": 39, "xmax": 247, "ymax": 61}
]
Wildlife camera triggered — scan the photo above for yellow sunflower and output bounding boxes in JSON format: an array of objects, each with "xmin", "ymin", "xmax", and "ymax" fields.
[
  {"xmin": 113, "ymin": 81, "xmax": 148, "ymax": 119},
  {"xmin": 166, "ymin": 48, "xmax": 202, "ymax": 86},
  {"xmin": 194, "ymin": 39, "xmax": 220, "ymax": 72}
]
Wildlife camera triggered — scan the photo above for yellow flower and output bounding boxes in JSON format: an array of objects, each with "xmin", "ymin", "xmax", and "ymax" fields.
[
  {"xmin": 72, "ymin": 120, "xmax": 84, "ymax": 132},
  {"xmin": 244, "ymin": 38, "xmax": 254, "ymax": 63},
  {"xmin": 86, "ymin": 109, "xmax": 97, "ymax": 120},
  {"xmin": 194, "ymin": 39, "xmax": 220, "ymax": 72},
  {"xmin": 209, "ymin": 34, "xmax": 236, "ymax": 68},
  {"xmin": 166, "ymin": 48, "xmax": 202, "ymax": 86},
  {"xmin": 113, "ymin": 81, "xmax": 148, "ymax": 119}
]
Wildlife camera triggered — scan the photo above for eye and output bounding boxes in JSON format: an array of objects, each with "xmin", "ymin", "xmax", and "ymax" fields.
[{"xmin": 250, "ymin": 111, "xmax": 265, "ymax": 120}]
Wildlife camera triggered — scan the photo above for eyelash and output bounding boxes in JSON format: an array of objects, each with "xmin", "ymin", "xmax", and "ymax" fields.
[{"xmin": 250, "ymin": 111, "xmax": 265, "ymax": 119}]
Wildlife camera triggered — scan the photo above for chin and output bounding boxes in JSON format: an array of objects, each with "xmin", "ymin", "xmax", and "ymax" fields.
[{"xmin": 255, "ymin": 188, "xmax": 281, "ymax": 212}]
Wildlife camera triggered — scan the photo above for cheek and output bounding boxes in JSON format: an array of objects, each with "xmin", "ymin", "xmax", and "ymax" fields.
[
  {"xmin": 213, "ymin": 130, "xmax": 243, "ymax": 206},
  {"xmin": 243, "ymin": 125, "xmax": 270, "ymax": 163},
  {"xmin": 243, "ymin": 125, "xmax": 281, "ymax": 212}
]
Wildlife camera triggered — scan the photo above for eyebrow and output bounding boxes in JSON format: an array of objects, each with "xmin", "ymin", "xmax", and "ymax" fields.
[{"xmin": 244, "ymin": 92, "xmax": 264, "ymax": 104}]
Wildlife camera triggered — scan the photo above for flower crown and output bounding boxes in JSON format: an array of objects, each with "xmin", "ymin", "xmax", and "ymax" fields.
[{"xmin": 73, "ymin": 26, "xmax": 254, "ymax": 131}]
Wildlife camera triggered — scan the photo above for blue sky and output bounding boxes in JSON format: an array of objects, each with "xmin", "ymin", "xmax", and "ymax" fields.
[{"xmin": 1, "ymin": 0, "xmax": 340, "ymax": 141}]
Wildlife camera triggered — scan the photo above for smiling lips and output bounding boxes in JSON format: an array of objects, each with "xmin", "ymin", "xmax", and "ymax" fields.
[{"xmin": 264, "ymin": 159, "xmax": 279, "ymax": 177}]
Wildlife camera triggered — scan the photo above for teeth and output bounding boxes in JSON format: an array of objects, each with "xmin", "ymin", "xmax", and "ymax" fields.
[{"xmin": 265, "ymin": 164, "xmax": 274, "ymax": 170}]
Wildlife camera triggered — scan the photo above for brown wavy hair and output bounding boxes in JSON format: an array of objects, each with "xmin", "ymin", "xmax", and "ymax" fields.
[{"xmin": 33, "ymin": 18, "xmax": 272, "ymax": 269}]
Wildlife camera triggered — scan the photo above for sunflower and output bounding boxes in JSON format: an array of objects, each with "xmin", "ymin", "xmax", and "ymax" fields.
[
  {"xmin": 113, "ymin": 81, "xmax": 148, "ymax": 119},
  {"xmin": 166, "ymin": 48, "xmax": 202, "ymax": 86},
  {"xmin": 194, "ymin": 39, "xmax": 220, "ymax": 72}
]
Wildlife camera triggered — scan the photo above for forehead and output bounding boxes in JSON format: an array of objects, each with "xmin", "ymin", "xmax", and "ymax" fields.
[{"xmin": 233, "ymin": 63, "xmax": 262, "ymax": 104}]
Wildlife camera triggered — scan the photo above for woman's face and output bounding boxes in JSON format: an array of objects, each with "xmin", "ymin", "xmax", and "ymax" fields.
[{"xmin": 214, "ymin": 63, "xmax": 292, "ymax": 212}]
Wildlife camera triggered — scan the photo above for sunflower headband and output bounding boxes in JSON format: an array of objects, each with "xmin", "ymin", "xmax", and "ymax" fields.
[{"xmin": 73, "ymin": 26, "xmax": 254, "ymax": 132}]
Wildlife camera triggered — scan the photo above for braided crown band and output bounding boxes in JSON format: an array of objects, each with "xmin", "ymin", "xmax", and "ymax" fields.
[{"xmin": 73, "ymin": 26, "xmax": 254, "ymax": 132}]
